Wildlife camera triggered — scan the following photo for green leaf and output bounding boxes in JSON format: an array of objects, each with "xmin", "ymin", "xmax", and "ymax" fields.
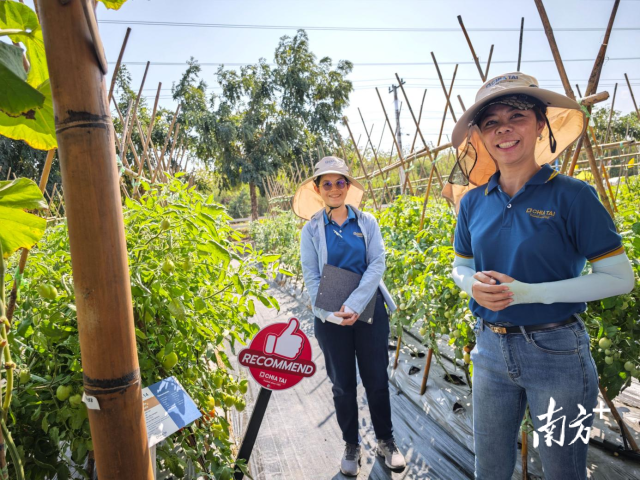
[
  {"xmin": 0, "ymin": 0, "xmax": 48, "ymax": 87},
  {"xmin": 0, "ymin": 41, "xmax": 44, "ymax": 116},
  {"xmin": 197, "ymin": 239, "xmax": 230, "ymax": 264},
  {"xmin": 0, "ymin": 177, "xmax": 47, "ymax": 258},
  {"xmin": 0, "ymin": 78, "xmax": 56, "ymax": 150},
  {"xmin": 97, "ymin": 0, "xmax": 128, "ymax": 10}
]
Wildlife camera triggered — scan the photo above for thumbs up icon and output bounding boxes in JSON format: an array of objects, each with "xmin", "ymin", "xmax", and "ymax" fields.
[{"xmin": 264, "ymin": 318, "xmax": 304, "ymax": 360}]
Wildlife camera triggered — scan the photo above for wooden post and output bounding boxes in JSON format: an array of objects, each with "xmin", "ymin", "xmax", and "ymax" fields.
[
  {"xmin": 419, "ymin": 347, "xmax": 434, "ymax": 395},
  {"xmin": 343, "ymin": 117, "xmax": 380, "ymax": 211},
  {"xmin": 107, "ymin": 27, "xmax": 131, "ymax": 103},
  {"xmin": 38, "ymin": 1, "xmax": 153, "ymax": 478},
  {"xmin": 522, "ymin": 428, "xmax": 529, "ymax": 479},
  {"xmin": 624, "ymin": 73, "xmax": 640, "ymax": 121},
  {"xmin": 457, "ymin": 15, "xmax": 486, "ymax": 82},
  {"xmin": 517, "ymin": 17, "xmax": 524, "ymax": 71}
]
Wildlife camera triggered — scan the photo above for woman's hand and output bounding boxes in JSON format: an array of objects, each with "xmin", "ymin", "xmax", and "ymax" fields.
[
  {"xmin": 472, "ymin": 271, "xmax": 514, "ymax": 311},
  {"xmin": 337, "ymin": 305, "xmax": 359, "ymax": 326}
]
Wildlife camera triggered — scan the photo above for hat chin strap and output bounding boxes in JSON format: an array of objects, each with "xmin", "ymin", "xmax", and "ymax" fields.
[
  {"xmin": 544, "ymin": 113, "xmax": 557, "ymax": 154},
  {"xmin": 325, "ymin": 204, "xmax": 340, "ymax": 222}
]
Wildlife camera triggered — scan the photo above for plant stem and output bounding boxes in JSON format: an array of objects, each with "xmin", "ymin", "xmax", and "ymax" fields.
[{"xmin": 1, "ymin": 418, "xmax": 24, "ymax": 480}]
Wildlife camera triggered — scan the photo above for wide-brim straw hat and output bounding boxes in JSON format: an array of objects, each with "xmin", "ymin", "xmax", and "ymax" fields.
[
  {"xmin": 292, "ymin": 156, "xmax": 364, "ymax": 220},
  {"xmin": 443, "ymin": 72, "xmax": 586, "ymax": 208}
]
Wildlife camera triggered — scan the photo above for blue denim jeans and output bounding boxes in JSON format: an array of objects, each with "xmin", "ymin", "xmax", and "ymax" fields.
[
  {"xmin": 314, "ymin": 291, "xmax": 393, "ymax": 445},
  {"xmin": 471, "ymin": 316, "xmax": 599, "ymax": 480}
]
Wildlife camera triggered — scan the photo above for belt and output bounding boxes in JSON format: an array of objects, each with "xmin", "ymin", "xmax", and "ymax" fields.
[{"xmin": 483, "ymin": 317, "xmax": 577, "ymax": 335}]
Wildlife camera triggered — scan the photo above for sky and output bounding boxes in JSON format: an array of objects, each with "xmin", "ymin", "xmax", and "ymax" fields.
[{"xmin": 25, "ymin": 0, "xmax": 640, "ymax": 167}]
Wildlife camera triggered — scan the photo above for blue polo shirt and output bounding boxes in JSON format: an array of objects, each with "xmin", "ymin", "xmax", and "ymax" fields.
[
  {"xmin": 324, "ymin": 206, "xmax": 367, "ymax": 275},
  {"xmin": 454, "ymin": 164, "xmax": 623, "ymax": 326}
]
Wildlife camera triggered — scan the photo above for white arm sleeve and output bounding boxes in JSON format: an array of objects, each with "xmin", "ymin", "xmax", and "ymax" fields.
[
  {"xmin": 508, "ymin": 253, "xmax": 635, "ymax": 305},
  {"xmin": 452, "ymin": 255, "xmax": 479, "ymax": 298}
]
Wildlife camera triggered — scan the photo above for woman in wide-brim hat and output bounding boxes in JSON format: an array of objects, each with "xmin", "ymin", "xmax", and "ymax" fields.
[
  {"xmin": 295, "ymin": 156, "xmax": 406, "ymax": 477},
  {"xmin": 449, "ymin": 72, "xmax": 634, "ymax": 479}
]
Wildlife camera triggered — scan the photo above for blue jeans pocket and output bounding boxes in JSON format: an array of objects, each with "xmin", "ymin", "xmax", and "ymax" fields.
[{"xmin": 529, "ymin": 325, "xmax": 580, "ymax": 355}]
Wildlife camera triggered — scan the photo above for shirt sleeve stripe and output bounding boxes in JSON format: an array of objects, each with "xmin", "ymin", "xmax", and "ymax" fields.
[
  {"xmin": 589, "ymin": 245, "xmax": 625, "ymax": 263},
  {"xmin": 454, "ymin": 251, "xmax": 474, "ymax": 259}
]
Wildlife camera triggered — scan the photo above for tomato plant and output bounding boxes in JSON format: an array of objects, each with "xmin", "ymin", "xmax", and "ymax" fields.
[
  {"xmin": 7, "ymin": 177, "xmax": 280, "ymax": 479},
  {"xmin": 251, "ymin": 209, "xmax": 301, "ymax": 281}
]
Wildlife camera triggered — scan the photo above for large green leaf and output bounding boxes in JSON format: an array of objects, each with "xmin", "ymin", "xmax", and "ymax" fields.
[
  {"xmin": 0, "ymin": 177, "xmax": 47, "ymax": 258},
  {"xmin": 97, "ymin": 0, "xmax": 128, "ymax": 10},
  {"xmin": 0, "ymin": 78, "xmax": 56, "ymax": 150},
  {"xmin": 0, "ymin": 0, "xmax": 48, "ymax": 87},
  {"xmin": 0, "ymin": 41, "xmax": 44, "ymax": 116}
]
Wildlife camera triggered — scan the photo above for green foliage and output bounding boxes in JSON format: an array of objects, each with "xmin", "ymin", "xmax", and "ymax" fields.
[
  {"xmin": 583, "ymin": 183, "xmax": 640, "ymax": 398},
  {"xmin": 0, "ymin": 177, "xmax": 47, "ymax": 258},
  {"xmin": 7, "ymin": 177, "xmax": 280, "ymax": 478},
  {"xmin": 251, "ymin": 210, "xmax": 302, "ymax": 280},
  {"xmin": 0, "ymin": 0, "xmax": 54, "ymax": 150},
  {"xmin": 96, "ymin": 0, "xmax": 128, "ymax": 9}
]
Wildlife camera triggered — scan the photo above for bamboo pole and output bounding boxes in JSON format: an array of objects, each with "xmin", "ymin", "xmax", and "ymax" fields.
[
  {"xmin": 107, "ymin": 27, "xmax": 131, "ymax": 103},
  {"xmin": 522, "ymin": 428, "xmax": 529, "ymax": 479},
  {"xmin": 121, "ymin": 60, "xmax": 150, "ymax": 166},
  {"xmin": 458, "ymin": 95, "xmax": 467, "ymax": 112},
  {"xmin": 600, "ymin": 385, "xmax": 640, "ymax": 452},
  {"xmin": 142, "ymin": 82, "xmax": 162, "ymax": 165},
  {"xmin": 437, "ymin": 64, "xmax": 459, "ymax": 146},
  {"xmin": 624, "ymin": 73, "xmax": 640, "ymax": 121},
  {"xmin": 517, "ymin": 17, "xmax": 524, "ymax": 71},
  {"xmin": 409, "ymin": 89, "xmax": 427, "ymax": 154},
  {"xmin": 483, "ymin": 44, "xmax": 494, "ymax": 81},
  {"xmin": 112, "ymin": 98, "xmax": 133, "ymax": 169},
  {"xmin": 419, "ymin": 347, "xmax": 434, "ymax": 395},
  {"xmin": 38, "ymin": 2, "xmax": 153, "ymax": 478},
  {"xmin": 431, "ymin": 52, "xmax": 457, "ymax": 122},
  {"xmin": 374, "ymin": 88, "xmax": 415, "ymax": 195},
  {"xmin": 533, "ymin": 0, "xmax": 615, "ymax": 217},
  {"xmin": 393, "ymin": 336, "xmax": 402, "ymax": 370},
  {"xmin": 343, "ymin": 117, "xmax": 380, "ymax": 211},
  {"xmin": 457, "ymin": 15, "xmax": 486, "ymax": 82},
  {"xmin": 358, "ymin": 110, "xmax": 392, "ymax": 206}
]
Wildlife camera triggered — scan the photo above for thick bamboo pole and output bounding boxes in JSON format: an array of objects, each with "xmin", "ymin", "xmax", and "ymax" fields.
[
  {"xmin": 419, "ymin": 348, "xmax": 434, "ymax": 395},
  {"xmin": 107, "ymin": 27, "xmax": 131, "ymax": 103},
  {"xmin": 38, "ymin": 2, "xmax": 153, "ymax": 478}
]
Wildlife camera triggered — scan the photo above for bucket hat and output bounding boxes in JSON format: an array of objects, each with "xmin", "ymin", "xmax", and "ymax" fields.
[
  {"xmin": 443, "ymin": 72, "xmax": 586, "ymax": 208},
  {"xmin": 292, "ymin": 156, "xmax": 364, "ymax": 220}
]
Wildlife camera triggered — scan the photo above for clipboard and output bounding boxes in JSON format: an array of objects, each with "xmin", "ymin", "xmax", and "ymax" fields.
[{"xmin": 315, "ymin": 264, "xmax": 377, "ymax": 324}]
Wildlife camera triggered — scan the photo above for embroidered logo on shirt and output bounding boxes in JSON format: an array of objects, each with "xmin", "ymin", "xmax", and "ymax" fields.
[
  {"xmin": 526, "ymin": 208, "xmax": 556, "ymax": 220},
  {"xmin": 353, "ymin": 232, "xmax": 364, "ymax": 238}
]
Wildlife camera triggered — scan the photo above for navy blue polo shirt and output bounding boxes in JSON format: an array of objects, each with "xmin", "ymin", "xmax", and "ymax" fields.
[
  {"xmin": 324, "ymin": 206, "xmax": 367, "ymax": 275},
  {"xmin": 454, "ymin": 164, "xmax": 623, "ymax": 326}
]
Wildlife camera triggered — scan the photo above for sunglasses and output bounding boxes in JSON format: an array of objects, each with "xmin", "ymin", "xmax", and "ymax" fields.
[{"xmin": 320, "ymin": 179, "xmax": 348, "ymax": 191}]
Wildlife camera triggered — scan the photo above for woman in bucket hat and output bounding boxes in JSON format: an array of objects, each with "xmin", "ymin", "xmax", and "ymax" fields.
[
  {"xmin": 295, "ymin": 156, "xmax": 406, "ymax": 476},
  {"xmin": 449, "ymin": 72, "xmax": 634, "ymax": 479}
]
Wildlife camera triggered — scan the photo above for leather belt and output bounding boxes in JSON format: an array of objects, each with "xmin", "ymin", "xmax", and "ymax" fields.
[{"xmin": 483, "ymin": 317, "xmax": 577, "ymax": 335}]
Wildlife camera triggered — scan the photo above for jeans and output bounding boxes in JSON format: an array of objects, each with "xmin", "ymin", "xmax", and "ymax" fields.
[
  {"xmin": 314, "ymin": 291, "xmax": 393, "ymax": 445},
  {"xmin": 471, "ymin": 316, "xmax": 599, "ymax": 480}
]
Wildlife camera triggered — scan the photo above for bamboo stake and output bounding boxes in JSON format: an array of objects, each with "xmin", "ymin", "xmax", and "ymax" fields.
[
  {"xmin": 419, "ymin": 164, "xmax": 436, "ymax": 231},
  {"xmin": 409, "ymin": 89, "xmax": 427, "ymax": 154},
  {"xmin": 600, "ymin": 385, "xmax": 640, "ymax": 452},
  {"xmin": 457, "ymin": 15, "xmax": 486, "ymax": 82},
  {"xmin": 431, "ymin": 52, "xmax": 457, "ymax": 122},
  {"xmin": 517, "ymin": 17, "xmax": 524, "ymax": 71},
  {"xmin": 419, "ymin": 347, "xmax": 434, "ymax": 395},
  {"xmin": 374, "ymin": 88, "xmax": 415, "ymax": 195},
  {"xmin": 483, "ymin": 44, "xmax": 494, "ymax": 81},
  {"xmin": 159, "ymin": 105, "xmax": 181, "ymax": 167},
  {"xmin": 142, "ymin": 82, "xmax": 162, "ymax": 165},
  {"xmin": 522, "ymin": 428, "xmax": 529, "ymax": 479},
  {"xmin": 438, "ymin": 64, "xmax": 459, "ymax": 146},
  {"xmin": 107, "ymin": 27, "xmax": 131, "ymax": 103},
  {"xmin": 393, "ymin": 336, "xmax": 402, "ymax": 370},
  {"xmin": 457, "ymin": 95, "xmax": 467, "ymax": 112},
  {"xmin": 343, "ymin": 117, "xmax": 380, "ymax": 211},
  {"xmin": 167, "ymin": 124, "xmax": 181, "ymax": 175},
  {"xmin": 624, "ymin": 73, "xmax": 640, "ymax": 121},
  {"xmin": 39, "ymin": 2, "xmax": 153, "ymax": 476},
  {"xmin": 112, "ymin": 98, "xmax": 133, "ymax": 169},
  {"xmin": 121, "ymin": 61, "xmax": 150, "ymax": 167},
  {"xmin": 534, "ymin": 0, "xmax": 615, "ymax": 217},
  {"xmin": 358, "ymin": 111, "xmax": 392, "ymax": 206}
]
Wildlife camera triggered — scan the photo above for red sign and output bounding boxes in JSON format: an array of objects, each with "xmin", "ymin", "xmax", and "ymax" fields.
[{"xmin": 239, "ymin": 318, "xmax": 316, "ymax": 391}]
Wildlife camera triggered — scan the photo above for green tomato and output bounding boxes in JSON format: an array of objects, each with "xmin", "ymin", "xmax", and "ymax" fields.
[
  {"xmin": 36, "ymin": 284, "xmax": 58, "ymax": 300},
  {"xmin": 162, "ymin": 259, "xmax": 175, "ymax": 274},
  {"xmin": 598, "ymin": 337, "xmax": 612, "ymax": 349},
  {"xmin": 162, "ymin": 352, "xmax": 179, "ymax": 370},
  {"xmin": 160, "ymin": 219, "xmax": 171, "ymax": 231},
  {"xmin": 181, "ymin": 258, "xmax": 193, "ymax": 272},
  {"xmin": 459, "ymin": 291, "xmax": 469, "ymax": 299},
  {"xmin": 624, "ymin": 361, "xmax": 635, "ymax": 372},
  {"xmin": 604, "ymin": 356, "xmax": 614, "ymax": 365},
  {"xmin": 205, "ymin": 396, "xmax": 216, "ymax": 412},
  {"xmin": 445, "ymin": 311, "xmax": 452, "ymax": 319},
  {"xmin": 463, "ymin": 353, "xmax": 471, "ymax": 364},
  {"xmin": 604, "ymin": 349, "xmax": 612, "ymax": 356},
  {"xmin": 19, "ymin": 369, "xmax": 30, "ymax": 385},
  {"xmin": 455, "ymin": 349, "xmax": 464, "ymax": 359},
  {"xmin": 219, "ymin": 468, "xmax": 233, "ymax": 480},
  {"xmin": 69, "ymin": 394, "xmax": 83, "ymax": 408},
  {"xmin": 419, "ymin": 327, "xmax": 427, "ymax": 336},
  {"xmin": 440, "ymin": 326, "xmax": 448, "ymax": 335},
  {"xmin": 234, "ymin": 398, "xmax": 246, "ymax": 412},
  {"xmin": 223, "ymin": 395, "xmax": 235, "ymax": 408},
  {"xmin": 56, "ymin": 385, "xmax": 72, "ymax": 402},
  {"xmin": 453, "ymin": 329, "xmax": 461, "ymax": 338},
  {"xmin": 238, "ymin": 380, "xmax": 248, "ymax": 394},
  {"xmin": 186, "ymin": 367, "xmax": 197, "ymax": 380},
  {"xmin": 213, "ymin": 376, "xmax": 224, "ymax": 389},
  {"xmin": 156, "ymin": 348, "xmax": 165, "ymax": 361}
]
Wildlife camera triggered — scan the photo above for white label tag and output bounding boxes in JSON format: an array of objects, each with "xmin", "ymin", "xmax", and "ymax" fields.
[{"xmin": 82, "ymin": 392, "xmax": 100, "ymax": 410}]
